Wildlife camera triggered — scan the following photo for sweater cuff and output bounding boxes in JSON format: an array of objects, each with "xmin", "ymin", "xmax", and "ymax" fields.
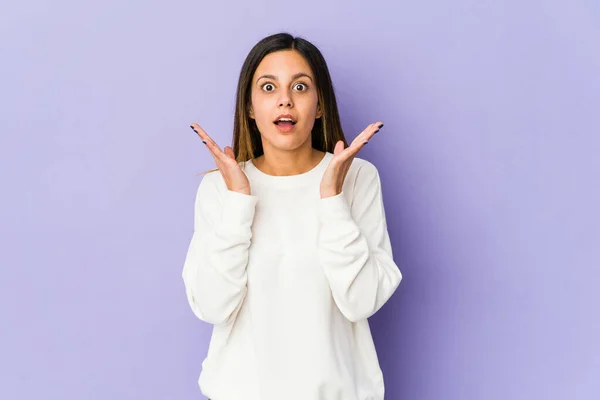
[
  {"xmin": 220, "ymin": 189, "xmax": 259, "ymax": 232},
  {"xmin": 318, "ymin": 191, "xmax": 352, "ymax": 221}
]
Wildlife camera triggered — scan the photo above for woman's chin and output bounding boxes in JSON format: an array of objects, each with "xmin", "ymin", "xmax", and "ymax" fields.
[{"xmin": 263, "ymin": 132, "xmax": 311, "ymax": 150}]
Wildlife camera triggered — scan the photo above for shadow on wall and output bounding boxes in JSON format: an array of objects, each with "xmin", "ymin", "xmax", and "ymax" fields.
[{"xmin": 335, "ymin": 70, "xmax": 448, "ymax": 398}]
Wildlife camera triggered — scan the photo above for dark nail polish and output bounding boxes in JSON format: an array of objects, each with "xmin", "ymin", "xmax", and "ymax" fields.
[
  {"xmin": 363, "ymin": 141, "xmax": 368, "ymax": 145},
  {"xmin": 202, "ymin": 140, "xmax": 206, "ymax": 144},
  {"xmin": 374, "ymin": 129, "xmax": 379, "ymax": 134},
  {"xmin": 378, "ymin": 123, "xmax": 384, "ymax": 128}
]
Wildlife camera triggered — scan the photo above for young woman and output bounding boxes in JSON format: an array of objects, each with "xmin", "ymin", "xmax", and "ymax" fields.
[{"xmin": 182, "ymin": 32, "xmax": 402, "ymax": 400}]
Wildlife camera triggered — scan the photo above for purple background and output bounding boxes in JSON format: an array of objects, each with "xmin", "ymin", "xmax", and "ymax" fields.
[{"xmin": 1, "ymin": 0, "xmax": 599, "ymax": 399}]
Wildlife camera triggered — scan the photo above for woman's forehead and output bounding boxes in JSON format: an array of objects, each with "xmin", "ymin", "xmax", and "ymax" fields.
[{"xmin": 253, "ymin": 50, "xmax": 313, "ymax": 81}]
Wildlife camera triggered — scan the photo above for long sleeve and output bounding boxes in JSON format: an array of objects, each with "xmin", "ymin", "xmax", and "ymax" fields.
[
  {"xmin": 317, "ymin": 161, "xmax": 402, "ymax": 322},
  {"xmin": 181, "ymin": 173, "xmax": 259, "ymax": 325}
]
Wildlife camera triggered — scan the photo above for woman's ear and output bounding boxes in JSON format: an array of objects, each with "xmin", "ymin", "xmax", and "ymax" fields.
[
  {"xmin": 316, "ymin": 103, "xmax": 322, "ymax": 119},
  {"xmin": 248, "ymin": 103, "xmax": 255, "ymax": 119}
]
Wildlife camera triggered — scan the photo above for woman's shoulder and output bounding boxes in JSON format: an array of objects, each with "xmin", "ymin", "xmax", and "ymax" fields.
[
  {"xmin": 349, "ymin": 156, "xmax": 379, "ymax": 181},
  {"xmin": 196, "ymin": 169, "xmax": 228, "ymax": 198}
]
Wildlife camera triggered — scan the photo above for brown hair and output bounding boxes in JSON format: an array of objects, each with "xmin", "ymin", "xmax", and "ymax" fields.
[{"xmin": 197, "ymin": 32, "xmax": 348, "ymax": 176}]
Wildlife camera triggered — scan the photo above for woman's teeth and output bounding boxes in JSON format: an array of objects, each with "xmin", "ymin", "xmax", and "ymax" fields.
[{"xmin": 275, "ymin": 118, "xmax": 296, "ymax": 125}]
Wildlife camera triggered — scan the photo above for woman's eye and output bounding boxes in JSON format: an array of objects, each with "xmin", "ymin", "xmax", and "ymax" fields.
[{"xmin": 261, "ymin": 82, "xmax": 308, "ymax": 92}]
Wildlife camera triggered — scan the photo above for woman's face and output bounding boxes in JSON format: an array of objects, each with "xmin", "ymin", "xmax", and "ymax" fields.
[{"xmin": 249, "ymin": 49, "xmax": 322, "ymax": 152}]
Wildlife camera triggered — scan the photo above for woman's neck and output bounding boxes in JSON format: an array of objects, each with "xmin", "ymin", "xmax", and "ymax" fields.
[{"xmin": 254, "ymin": 148, "xmax": 325, "ymax": 176}]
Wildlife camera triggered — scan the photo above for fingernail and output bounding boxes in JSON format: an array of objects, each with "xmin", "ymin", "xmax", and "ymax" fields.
[
  {"xmin": 363, "ymin": 141, "xmax": 369, "ymax": 145},
  {"xmin": 374, "ymin": 129, "xmax": 379, "ymax": 134},
  {"xmin": 202, "ymin": 140, "xmax": 206, "ymax": 144},
  {"xmin": 190, "ymin": 125, "xmax": 198, "ymax": 133},
  {"xmin": 378, "ymin": 123, "xmax": 384, "ymax": 128}
]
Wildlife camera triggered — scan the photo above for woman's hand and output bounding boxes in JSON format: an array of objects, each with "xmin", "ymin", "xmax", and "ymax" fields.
[
  {"xmin": 320, "ymin": 121, "xmax": 383, "ymax": 199},
  {"xmin": 190, "ymin": 123, "xmax": 251, "ymax": 195}
]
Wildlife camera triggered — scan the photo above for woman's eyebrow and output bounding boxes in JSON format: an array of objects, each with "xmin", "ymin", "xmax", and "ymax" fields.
[{"xmin": 256, "ymin": 72, "xmax": 313, "ymax": 83}]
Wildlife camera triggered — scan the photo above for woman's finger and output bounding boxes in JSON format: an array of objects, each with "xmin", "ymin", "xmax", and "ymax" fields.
[
  {"xmin": 191, "ymin": 123, "xmax": 222, "ymax": 152},
  {"xmin": 224, "ymin": 146, "xmax": 235, "ymax": 160},
  {"xmin": 190, "ymin": 123, "xmax": 230, "ymax": 166},
  {"xmin": 347, "ymin": 123, "xmax": 379, "ymax": 156},
  {"xmin": 350, "ymin": 121, "xmax": 383, "ymax": 148},
  {"xmin": 350, "ymin": 123, "xmax": 374, "ymax": 147},
  {"xmin": 194, "ymin": 131, "xmax": 222, "ymax": 166}
]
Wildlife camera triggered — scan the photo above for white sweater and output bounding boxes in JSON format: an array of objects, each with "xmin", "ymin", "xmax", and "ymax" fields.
[{"xmin": 181, "ymin": 151, "xmax": 402, "ymax": 400}]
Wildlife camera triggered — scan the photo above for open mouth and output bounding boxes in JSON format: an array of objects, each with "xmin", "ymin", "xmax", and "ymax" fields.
[{"xmin": 273, "ymin": 118, "xmax": 297, "ymax": 126}]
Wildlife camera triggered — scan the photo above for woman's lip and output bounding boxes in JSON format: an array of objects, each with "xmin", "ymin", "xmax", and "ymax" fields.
[
  {"xmin": 274, "ymin": 122, "xmax": 295, "ymax": 133},
  {"xmin": 274, "ymin": 114, "xmax": 296, "ymax": 122}
]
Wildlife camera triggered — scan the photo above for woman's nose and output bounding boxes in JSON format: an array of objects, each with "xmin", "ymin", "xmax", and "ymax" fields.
[{"xmin": 278, "ymin": 90, "xmax": 293, "ymax": 107}]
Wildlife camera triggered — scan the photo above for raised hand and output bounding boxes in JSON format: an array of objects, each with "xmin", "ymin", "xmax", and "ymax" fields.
[
  {"xmin": 320, "ymin": 121, "xmax": 384, "ymax": 199},
  {"xmin": 190, "ymin": 123, "xmax": 251, "ymax": 195}
]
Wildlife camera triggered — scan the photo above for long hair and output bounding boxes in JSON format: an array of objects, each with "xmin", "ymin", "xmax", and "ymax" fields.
[{"xmin": 197, "ymin": 32, "xmax": 347, "ymax": 175}]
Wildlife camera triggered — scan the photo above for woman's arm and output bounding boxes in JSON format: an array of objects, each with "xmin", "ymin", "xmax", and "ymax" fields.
[
  {"xmin": 317, "ymin": 161, "xmax": 402, "ymax": 322},
  {"xmin": 181, "ymin": 173, "xmax": 258, "ymax": 325}
]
